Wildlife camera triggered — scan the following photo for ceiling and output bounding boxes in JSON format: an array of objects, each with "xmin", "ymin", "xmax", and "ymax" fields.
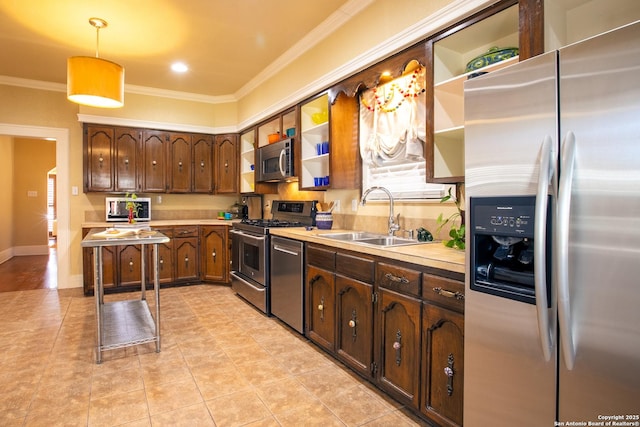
[{"xmin": 0, "ymin": 0, "xmax": 356, "ymax": 100}]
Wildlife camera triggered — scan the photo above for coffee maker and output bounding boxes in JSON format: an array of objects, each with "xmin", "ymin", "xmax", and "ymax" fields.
[{"xmin": 241, "ymin": 195, "xmax": 263, "ymax": 220}]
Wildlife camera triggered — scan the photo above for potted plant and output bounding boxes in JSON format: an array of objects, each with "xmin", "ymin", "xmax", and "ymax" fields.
[
  {"xmin": 125, "ymin": 193, "xmax": 140, "ymax": 224},
  {"xmin": 436, "ymin": 187, "xmax": 465, "ymax": 250}
]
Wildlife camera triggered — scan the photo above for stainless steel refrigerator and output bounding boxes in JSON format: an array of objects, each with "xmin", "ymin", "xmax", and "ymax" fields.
[{"xmin": 463, "ymin": 21, "xmax": 640, "ymax": 426}]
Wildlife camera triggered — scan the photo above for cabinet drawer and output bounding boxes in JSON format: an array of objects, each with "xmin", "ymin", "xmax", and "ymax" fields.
[
  {"xmin": 307, "ymin": 244, "xmax": 335, "ymax": 270},
  {"xmin": 336, "ymin": 252, "xmax": 374, "ymax": 284},
  {"xmin": 174, "ymin": 226, "xmax": 198, "ymax": 238},
  {"xmin": 422, "ymin": 274, "xmax": 465, "ymax": 312},
  {"xmin": 153, "ymin": 227, "xmax": 174, "ymax": 238},
  {"xmin": 377, "ymin": 262, "xmax": 421, "ymax": 297}
]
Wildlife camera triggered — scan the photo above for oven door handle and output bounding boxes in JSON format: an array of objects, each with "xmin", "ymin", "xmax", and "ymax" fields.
[
  {"xmin": 279, "ymin": 148, "xmax": 286, "ymax": 177},
  {"xmin": 230, "ymin": 229, "xmax": 266, "ymax": 241}
]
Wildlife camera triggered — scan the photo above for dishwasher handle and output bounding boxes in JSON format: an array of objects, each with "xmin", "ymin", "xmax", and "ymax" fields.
[{"xmin": 272, "ymin": 244, "xmax": 300, "ymax": 256}]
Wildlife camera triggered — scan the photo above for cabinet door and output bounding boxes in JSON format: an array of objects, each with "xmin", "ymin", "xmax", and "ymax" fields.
[
  {"xmin": 114, "ymin": 127, "xmax": 140, "ymax": 192},
  {"xmin": 378, "ymin": 288, "xmax": 422, "ymax": 409},
  {"xmin": 200, "ymin": 226, "xmax": 228, "ymax": 282},
  {"xmin": 214, "ymin": 134, "xmax": 238, "ymax": 194},
  {"xmin": 193, "ymin": 134, "xmax": 214, "ymax": 193},
  {"xmin": 175, "ymin": 237, "xmax": 199, "ymax": 282},
  {"xmin": 306, "ymin": 265, "xmax": 336, "ymax": 353},
  {"xmin": 84, "ymin": 125, "xmax": 114, "ymax": 192},
  {"xmin": 421, "ymin": 303, "xmax": 464, "ymax": 427},
  {"xmin": 118, "ymin": 245, "xmax": 143, "ymax": 288},
  {"xmin": 168, "ymin": 132, "xmax": 192, "ymax": 193},
  {"xmin": 329, "ymin": 92, "xmax": 360, "ymax": 189},
  {"xmin": 336, "ymin": 275, "xmax": 373, "ymax": 378},
  {"xmin": 142, "ymin": 130, "xmax": 167, "ymax": 192}
]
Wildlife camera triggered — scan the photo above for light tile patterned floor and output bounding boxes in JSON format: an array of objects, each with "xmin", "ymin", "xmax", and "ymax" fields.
[{"xmin": 0, "ymin": 285, "xmax": 429, "ymax": 426}]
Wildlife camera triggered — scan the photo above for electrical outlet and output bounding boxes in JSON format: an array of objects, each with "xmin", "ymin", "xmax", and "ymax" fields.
[
  {"xmin": 351, "ymin": 199, "xmax": 358, "ymax": 212},
  {"xmin": 157, "ymin": 195, "xmax": 162, "ymax": 204},
  {"xmin": 333, "ymin": 200, "xmax": 341, "ymax": 212}
]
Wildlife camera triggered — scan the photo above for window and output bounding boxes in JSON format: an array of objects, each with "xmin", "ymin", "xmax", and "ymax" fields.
[{"xmin": 359, "ymin": 63, "xmax": 452, "ymax": 200}]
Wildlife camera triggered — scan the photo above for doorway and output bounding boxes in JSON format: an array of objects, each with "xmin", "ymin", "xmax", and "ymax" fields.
[{"xmin": 0, "ymin": 123, "xmax": 70, "ymax": 290}]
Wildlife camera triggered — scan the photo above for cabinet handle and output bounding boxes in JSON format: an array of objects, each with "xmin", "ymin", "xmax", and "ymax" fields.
[
  {"xmin": 152, "ymin": 160, "xmax": 157, "ymax": 166},
  {"xmin": 200, "ymin": 160, "xmax": 205, "ymax": 168},
  {"xmin": 385, "ymin": 273, "xmax": 409, "ymax": 284},
  {"xmin": 432, "ymin": 287, "xmax": 465, "ymax": 300},
  {"xmin": 128, "ymin": 258, "xmax": 134, "ymax": 272},
  {"xmin": 184, "ymin": 256, "xmax": 189, "ymax": 266},
  {"xmin": 178, "ymin": 161, "xmax": 183, "ymax": 170},
  {"xmin": 349, "ymin": 309, "xmax": 357, "ymax": 340},
  {"xmin": 444, "ymin": 353, "xmax": 455, "ymax": 396},
  {"xmin": 124, "ymin": 158, "xmax": 129, "ymax": 165},
  {"xmin": 393, "ymin": 330, "xmax": 402, "ymax": 366},
  {"xmin": 159, "ymin": 256, "xmax": 164, "ymax": 270},
  {"xmin": 318, "ymin": 296, "xmax": 325, "ymax": 321},
  {"xmin": 224, "ymin": 162, "xmax": 229, "ymax": 169},
  {"xmin": 212, "ymin": 250, "xmax": 216, "ymax": 261}
]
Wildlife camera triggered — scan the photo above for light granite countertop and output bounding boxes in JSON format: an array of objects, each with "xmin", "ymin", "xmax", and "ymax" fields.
[
  {"xmin": 269, "ymin": 227, "xmax": 465, "ymax": 275},
  {"xmin": 81, "ymin": 219, "xmax": 239, "ymax": 228}
]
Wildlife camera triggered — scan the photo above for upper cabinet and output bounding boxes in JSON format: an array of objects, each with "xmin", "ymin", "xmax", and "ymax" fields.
[
  {"xmin": 298, "ymin": 91, "xmax": 360, "ymax": 191},
  {"xmin": 299, "ymin": 93, "xmax": 330, "ymax": 190},
  {"xmin": 192, "ymin": 134, "xmax": 214, "ymax": 193},
  {"xmin": 214, "ymin": 134, "xmax": 239, "ymax": 194},
  {"xmin": 257, "ymin": 108, "xmax": 296, "ymax": 148},
  {"xmin": 239, "ymin": 128, "xmax": 256, "ymax": 194},
  {"xmin": 426, "ymin": 1, "xmax": 520, "ymax": 183}
]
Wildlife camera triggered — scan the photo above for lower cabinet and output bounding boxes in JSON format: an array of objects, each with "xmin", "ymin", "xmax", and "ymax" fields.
[
  {"xmin": 304, "ymin": 242, "xmax": 464, "ymax": 425},
  {"xmin": 200, "ymin": 225, "xmax": 229, "ymax": 283},
  {"xmin": 83, "ymin": 224, "xmax": 230, "ymax": 295}
]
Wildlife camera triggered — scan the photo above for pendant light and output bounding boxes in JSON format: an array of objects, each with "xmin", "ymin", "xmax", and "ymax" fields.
[{"xmin": 67, "ymin": 17, "xmax": 124, "ymax": 108}]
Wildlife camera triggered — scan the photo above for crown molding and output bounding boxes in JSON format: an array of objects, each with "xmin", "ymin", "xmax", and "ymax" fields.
[{"xmin": 77, "ymin": 114, "xmax": 236, "ymax": 134}]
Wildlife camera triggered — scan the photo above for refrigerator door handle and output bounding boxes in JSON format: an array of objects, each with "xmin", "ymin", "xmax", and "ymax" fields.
[
  {"xmin": 535, "ymin": 135, "xmax": 554, "ymax": 361},
  {"xmin": 557, "ymin": 131, "xmax": 576, "ymax": 370}
]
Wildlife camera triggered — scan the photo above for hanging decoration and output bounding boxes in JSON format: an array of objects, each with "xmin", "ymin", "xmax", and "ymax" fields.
[{"xmin": 360, "ymin": 66, "xmax": 426, "ymax": 113}]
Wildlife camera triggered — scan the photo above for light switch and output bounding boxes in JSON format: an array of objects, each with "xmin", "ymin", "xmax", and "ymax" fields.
[{"xmin": 72, "ymin": 186, "xmax": 79, "ymax": 195}]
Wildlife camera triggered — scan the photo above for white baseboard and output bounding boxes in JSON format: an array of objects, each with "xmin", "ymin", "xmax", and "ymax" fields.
[
  {"xmin": 13, "ymin": 245, "xmax": 49, "ymax": 256},
  {"xmin": 0, "ymin": 248, "xmax": 13, "ymax": 264}
]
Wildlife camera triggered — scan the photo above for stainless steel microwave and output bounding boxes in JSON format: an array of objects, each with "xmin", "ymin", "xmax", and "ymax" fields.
[
  {"xmin": 256, "ymin": 138, "xmax": 295, "ymax": 182},
  {"xmin": 106, "ymin": 197, "xmax": 151, "ymax": 222}
]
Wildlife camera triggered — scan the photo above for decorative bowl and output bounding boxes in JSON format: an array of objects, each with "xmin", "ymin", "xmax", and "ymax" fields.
[
  {"xmin": 268, "ymin": 133, "xmax": 280, "ymax": 144},
  {"xmin": 311, "ymin": 111, "xmax": 328, "ymax": 125},
  {"xmin": 465, "ymin": 47, "xmax": 519, "ymax": 73},
  {"xmin": 286, "ymin": 127, "xmax": 295, "ymax": 137}
]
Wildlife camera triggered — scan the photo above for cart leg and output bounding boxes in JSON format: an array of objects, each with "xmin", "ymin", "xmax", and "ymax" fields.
[
  {"xmin": 94, "ymin": 248, "xmax": 103, "ymax": 364},
  {"xmin": 140, "ymin": 244, "xmax": 146, "ymax": 301},
  {"xmin": 153, "ymin": 243, "xmax": 161, "ymax": 353}
]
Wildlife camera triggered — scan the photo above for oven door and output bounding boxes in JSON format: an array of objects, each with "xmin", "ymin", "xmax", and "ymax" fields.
[{"xmin": 230, "ymin": 229, "xmax": 269, "ymax": 314}]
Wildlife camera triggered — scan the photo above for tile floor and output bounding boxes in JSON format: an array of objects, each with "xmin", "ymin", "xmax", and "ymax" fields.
[{"xmin": 0, "ymin": 285, "xmax": 430, "ymax": 426}]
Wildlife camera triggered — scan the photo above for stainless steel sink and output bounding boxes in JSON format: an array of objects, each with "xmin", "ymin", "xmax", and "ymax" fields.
[{"xmin": 317, "ymin": 232, "xmax": 425, "ymax": 247}]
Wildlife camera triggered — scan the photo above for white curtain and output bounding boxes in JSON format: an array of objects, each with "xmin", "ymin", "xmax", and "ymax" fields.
[{"xmin": 359, "ymin": 66, "xmax": 426, "ymax": 167}]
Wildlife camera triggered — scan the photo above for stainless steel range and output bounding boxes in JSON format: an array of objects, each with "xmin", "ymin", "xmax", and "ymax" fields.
[{"xmin": 230, "ymin": 200, "xmax": 316, "ymax": 315}]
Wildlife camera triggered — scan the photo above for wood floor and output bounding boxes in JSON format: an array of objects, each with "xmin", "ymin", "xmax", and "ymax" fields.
[{"xmin": 0, "ymin": 240, "xmax": 57, "ymax": 292}]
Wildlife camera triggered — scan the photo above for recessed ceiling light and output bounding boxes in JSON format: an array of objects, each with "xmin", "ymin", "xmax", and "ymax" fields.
[{"xmin": 171, "ymin": 62, "xmax": 188, "ymax": 73}]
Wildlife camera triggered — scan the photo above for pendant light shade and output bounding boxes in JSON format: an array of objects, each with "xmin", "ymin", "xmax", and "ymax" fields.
[
  {"xmin": 67, "ymin": 56, "xmax": 124, "ymax": 108},
  {"xmin": 67, "ymin": 18, "xmax": 125, "ymax": 108}
]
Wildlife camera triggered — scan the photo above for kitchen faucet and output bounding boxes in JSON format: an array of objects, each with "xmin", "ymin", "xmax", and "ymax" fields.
[{"xmin": 361, "ymin": 186, "xmax": 400, "ymax": 236}]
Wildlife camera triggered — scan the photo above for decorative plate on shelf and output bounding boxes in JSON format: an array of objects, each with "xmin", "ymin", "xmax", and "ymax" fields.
[{"xmin": 465, "ymin": 47, "xmax": 519, "ymax": 72}]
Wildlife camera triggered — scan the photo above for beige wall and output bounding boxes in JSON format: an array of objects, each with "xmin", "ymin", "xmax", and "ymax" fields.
[
  {"xmin": 0, "ymin": 135, "xmax": 14, "ymax": 259},
  {"xmin": 0, "ymin": 0, "xmax": 474, "ymax": 287},
  {"xmin": 13, "ymin": 138, "xmax": 56, "ymax": 248}
]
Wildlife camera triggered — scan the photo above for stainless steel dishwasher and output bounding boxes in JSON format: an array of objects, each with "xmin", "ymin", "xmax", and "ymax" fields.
[{"xmin": 269, "ymin": 236, "xmax": 304, "ymax": 333}]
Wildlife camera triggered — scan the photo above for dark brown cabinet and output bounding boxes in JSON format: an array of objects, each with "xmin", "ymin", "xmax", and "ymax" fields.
[
  {"xmin": 84, "ymin": 125, "xmax": 114, "ymax": 192},
  {"xmin": 193, "ymin": 134, "xmax": 214, "ymax": 193},
  {"xmin": 200, "ymin": 225, "xmax": 228, "ymax": 283},
  {"xmin": 421, "ymin": 274, "xmax": 465, "ymax": 427},
  {"xmin": 174, "ymin": 226, "xmax": 199, "ymax": 282},
  {"xmin": 118, "ymin": 245, "xmax": 143, "ymax": 287},
  {"xmin": 422, "ymin": 303, "xmax": 464, "ymax": 427},
  {"xmin": 168, "ymin": 132, "xmax": 192, "ymax": 193},
  {"xmin": 378, "ymin": 287, "xmax": 422, "ymax": 409},
  {"xmin": 303, "ymin": 241, "xmax": 464, "ymax": 425},
  {"xmin": 141, "ymin": 129, "xmax": 168, "ymax": 192},
  {"xmin": 336, "ymin": 274, "xmax": 373, "ymax": 378},
  {"xmin": 214, "ymin": 134, "xmax": 238, "ymax": 194},
  {"xmin": 114, "ymin": 127, "xmax": 140, "ymax": 192}
]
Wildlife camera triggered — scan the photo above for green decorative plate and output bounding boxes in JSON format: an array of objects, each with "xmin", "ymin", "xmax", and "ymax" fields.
[{"xmin": 465, "ymin": 47, "xmax": 519, "ymax": 73}]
